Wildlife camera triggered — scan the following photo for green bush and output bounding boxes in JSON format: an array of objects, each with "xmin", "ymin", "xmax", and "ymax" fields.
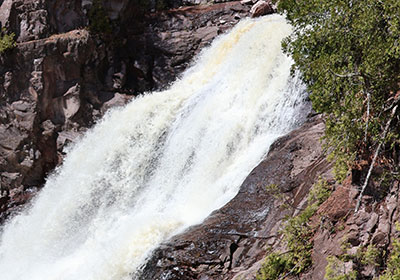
[
  {"xmin": 257, "ymin": 252, "xmax": 291, "ymax": 280},
  {"xmin": 278, "ymin": 0, "xmax": 400, "ymax": 181},
  {"xmin": 0, "ymin": 29, "xmax": 16, "ymax": 53},
  {"xmin": 359, "ymin": 244, "xmax": 380, "ymax": 267},
  {"xmin": 258, "ymin": 180, "xmax": 332, "ymax": 279},
  {"xmin": 325, "ymin": 256, "xmax": 357, "ymax": 280}
]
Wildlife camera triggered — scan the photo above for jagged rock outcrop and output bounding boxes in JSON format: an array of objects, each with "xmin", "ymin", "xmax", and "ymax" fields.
[
  {"xmin": 0, "ymin": 0, "xmax": 252, "ymax": 221},
  {"xmin": 300, "ymin": 166, "xmax": 400, "ymax": 279},
  {"xmin": 139, "ymin": 115, "xmax": 332, "ymax": 279}
]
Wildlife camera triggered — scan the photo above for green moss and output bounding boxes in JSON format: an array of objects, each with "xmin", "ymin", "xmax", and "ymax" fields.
[{"xmin": 0, "ymin": 29, "xmax": 16, "ymax": 53}]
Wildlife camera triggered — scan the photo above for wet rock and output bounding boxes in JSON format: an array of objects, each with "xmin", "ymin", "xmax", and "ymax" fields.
[
  {"xmin": 140, "ymin": 116, "xmax": 332, "ymax": 279},
  {"xmin": 101, "ymin": 93, "xmax": 133, "ymax": 114}
]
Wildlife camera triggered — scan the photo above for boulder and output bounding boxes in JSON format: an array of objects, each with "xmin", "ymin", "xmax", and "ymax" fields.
[{"xmin": 250, "ymin": 0, "xmax": 274, "ymax": 18}]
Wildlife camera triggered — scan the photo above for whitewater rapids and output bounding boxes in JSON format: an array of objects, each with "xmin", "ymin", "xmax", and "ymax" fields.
[{"xmin": 0, "ymin": 15, "xmax": 307, "ymax": 280}]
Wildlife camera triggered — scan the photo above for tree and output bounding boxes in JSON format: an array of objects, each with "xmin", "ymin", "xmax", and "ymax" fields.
[{"xmin": 278, "ymin": 0, "xmax": 400, "ymax": 181}]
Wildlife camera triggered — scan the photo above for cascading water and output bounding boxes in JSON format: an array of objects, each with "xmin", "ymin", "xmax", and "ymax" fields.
[{"xmin": 0, "ymin": 14, "xmax": 308, "ymax": 280}]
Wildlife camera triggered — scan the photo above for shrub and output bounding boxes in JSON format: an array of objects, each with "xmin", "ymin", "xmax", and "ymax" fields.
[
  {"xmin": 258, "ymin": 179, "xmax": 332, "ymax": 279},
  {"xmin": 325, "ymin": 256, "xmax": 357, "ymax": 280},
  {"xmin": 257, "ymin": 252, "xmax": 291, "ymax": 280},
  {"xmin": 0, "ymin": 28, "xmax": 16, "ymax": 53}
]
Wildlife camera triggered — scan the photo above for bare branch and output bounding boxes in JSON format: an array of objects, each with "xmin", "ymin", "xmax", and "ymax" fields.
[
  {"xmin": 330, "ymin": 70, "xmax": 360, "ymax": 78},
  {"xmin": 355, "ymin": 103, "xmax": 399, "ymax": 212},
  {"xmin": 364, "ymin": 90, "xmax": 370, "ymax": 143}
]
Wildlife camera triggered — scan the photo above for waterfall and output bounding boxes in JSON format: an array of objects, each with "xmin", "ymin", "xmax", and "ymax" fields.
[{"xmin": 0, "ymin": 14, "xmax": 307, "ymax": 280}]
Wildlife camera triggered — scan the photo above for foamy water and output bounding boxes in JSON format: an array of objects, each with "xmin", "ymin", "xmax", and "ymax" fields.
[{"xmin": 0, "ymin": 15, "xmax": 307, "ymax": 280}]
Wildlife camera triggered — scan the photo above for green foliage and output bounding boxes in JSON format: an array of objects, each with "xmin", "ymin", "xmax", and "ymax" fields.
[
  {"xmin": 258, "ymin": 179, "xmax": 332, "ymax": 279},
  {"xmin": 132, "ymin": 0, "xmax": 169, "ymax": 11},
  {"xmin": 280, "ymin": 203, "xmax": 314, "ymax": 273},
  {"xmin": 256, "ymin": 252, "xmax": 291, "ymax": 280},
  {"xmin": 325, "ymin": 239, "xmax": 383, "ymax": 278},
  {"xmin": 325, "ymin": 256, "xmax": 357, "ymax": 280},
  {"xmin": 135, "ymin": 0, "xmax": 151, "ymax": 10},
  {"xmin": 359, "ymin": 244, "xmax": 380, "ymax": 267},
  {"xmin": 0, "ymin": 28, "xmax": 16, "ymax": 53},
  {"xmin": 308, "ymin": 178, "xmax": 331, "ymax": 205},
  {"xmin": 88, "ymin": 0, "xmax": 112, "ymax": 34},
  {"xmin": 265, "ymin": 183, "xmax": 287, "ymax": 203},
  {"xmin": 380, "ymin": 223, "xmax": 400, "ymax": 279},
  {"xmin": 278, "ymin": 0, "xmax": 400, "ymax": 181}
]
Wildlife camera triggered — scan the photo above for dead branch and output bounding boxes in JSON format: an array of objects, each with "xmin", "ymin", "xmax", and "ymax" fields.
[{"xmin": 355, "ymin": 103, "xmax": 399, "ymax": 212}]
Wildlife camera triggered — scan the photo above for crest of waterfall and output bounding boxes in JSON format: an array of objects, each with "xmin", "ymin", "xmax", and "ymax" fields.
[{"xmin": 0, "ymin": 14, "xmax": 308, "ymax": 280}]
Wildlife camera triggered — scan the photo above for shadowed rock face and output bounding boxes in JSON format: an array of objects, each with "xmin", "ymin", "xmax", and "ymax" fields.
[
  {"xmin": 0, "ymin": 0, "xmax": 252, "ymax": 221},
  {"xmin": 139, "ymin": 115, "xmax": 333, "ymax": 280}
]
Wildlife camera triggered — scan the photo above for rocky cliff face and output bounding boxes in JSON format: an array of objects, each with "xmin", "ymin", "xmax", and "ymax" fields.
[
  {"xmin": 0, "ymin": 0, "xmax": 277, "ymax": 221},
  {"xmin": 5, "ymin": 1, "xmax": 395, "ymax": 280}
]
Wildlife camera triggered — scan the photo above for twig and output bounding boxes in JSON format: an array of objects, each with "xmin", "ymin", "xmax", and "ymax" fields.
[
  {"xmin": 330, "ymin": 70, "xmax": 360, "ymax": 78},
  {"xmin": 364, "ymin": 90, "xmax": 370, "ymax": 143},
  {"xmin": 278, "ymin": 260, "xmax": 301, "ymax": 280}
]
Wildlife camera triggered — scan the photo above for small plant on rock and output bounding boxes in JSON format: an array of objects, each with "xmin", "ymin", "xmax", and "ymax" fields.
[
  {"xmin": 258, "ymin": 179, "xmax": 333, "ymax": 279},
  {"xmin": 380, "ymin": 223, "xmax": 400, "ymax": 279},
  {"xmin": 0, "ymin": 28, "xmax": 16, "ymax": 53},
  {"xmin": 325, "ymin": 256, "xmax": 357, "ymax": 280}
]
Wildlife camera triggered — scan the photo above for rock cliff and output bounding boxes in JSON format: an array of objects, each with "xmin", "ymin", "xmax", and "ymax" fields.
[{"xmin": 2, "ymin": 1, "xmax": 396, "ymax": 280}]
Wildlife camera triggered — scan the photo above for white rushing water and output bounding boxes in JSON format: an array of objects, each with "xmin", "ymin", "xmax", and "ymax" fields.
[{"xmin": 0, "ymin": 15, "xmax": 307, "ymax": 280}]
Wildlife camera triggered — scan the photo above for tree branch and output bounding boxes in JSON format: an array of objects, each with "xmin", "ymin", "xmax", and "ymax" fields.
[
  {"xmin": 364, "ymin": 90, "xmax": 371, "ymax": 143},
  {"xmin": 330, "ymin": 70, "xmax": 360, "ymax": 78},
  {"xmin": 355, "ymin": 103, "xmax": 399, "ymax": 212}
]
